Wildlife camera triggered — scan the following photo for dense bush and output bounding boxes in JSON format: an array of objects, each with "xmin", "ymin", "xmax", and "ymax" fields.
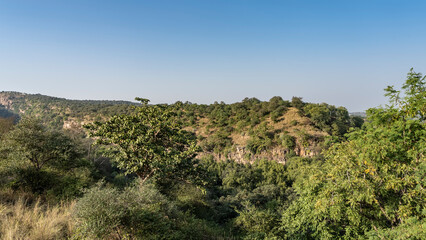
[
  {"xmin": 246, "ymin": 123, "xmax": 274, "ymax": 154},
  {"xmin": 0, "ymin": 118, "xmax": 92, "ymax": 199},
  {"xmin": 74, "ymin": 182, "xmax": 228, "ymax": 240}
]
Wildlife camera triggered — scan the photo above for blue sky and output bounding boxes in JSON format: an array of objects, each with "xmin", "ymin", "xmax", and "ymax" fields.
[{"xmin": 1, "ymin": 0, "xmax": 425, "ymax": 111}]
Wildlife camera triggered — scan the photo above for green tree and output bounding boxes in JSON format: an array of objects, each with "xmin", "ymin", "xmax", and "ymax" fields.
[
  {"xmin": 246, "ymin": 122, "xmax": 274, "ymax": 154},
  {"xmin": 0, "ymin": 118, "xmax": 86, "ymax": 195},
  {"xmin": 1, "ymin": 118, "xmax": 82, "ymax": 172},
  {"xmin": 291, "ymin": 96, "xmax": 304, "ymax": 110},
  {"xmin": 0, "ymin": 116, "xmax": 15, "ymax": 138},
  {"xmin": 282, "ymin": 70, "xmax": 426, "ymax": 239},
  {"xmin": 384, "ymin": 68, "xmax": 425, "ymax": 121},
  {"xmin": 303, "ymin": 103, "xmax": 352, "ymax": 136},
  {"xmin": 85, "ymin": 98, "xmax": 199, "ymax": 183}
]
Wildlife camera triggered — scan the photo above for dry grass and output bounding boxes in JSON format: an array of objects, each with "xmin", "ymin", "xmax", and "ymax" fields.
[
  {"xmin": 188, "ymin": 107, "xmax": 329, "ymax": 148},
  {"xmin": 229, "ymin": 107, "xmax": 329, "ymax": 147},
  {"xmin": 0, "ymin": 198, "xmax": 75, "ymax": 240},
  {"xmin": 268, "ymin": 107, "xmax": 328, "ymax": 137}
]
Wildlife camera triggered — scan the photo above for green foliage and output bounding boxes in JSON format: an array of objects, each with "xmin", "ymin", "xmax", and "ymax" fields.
[
  {"xmin": 289, "ymin": 119, "xmax": 298, "ymax": 126},
  {"xmin": 235, "ymin": 201, "xmax": 280, "ymax": 237},
  {"xmin": 0, "ymin": 118, "xmax": 90, "ymax": 197},
  {"xmin": 0, "ymin": 105, "xmax": 18, "ymax": 119},
  {"xmin": 0, "ymin": 91, "xmax": 137, "ymax": 130},
  {"xmin": 165, "ymin": 183, "xmax": 213, "ymax": 220},
  {"xmin": 246, "ymin": 123, "xmax": 274, "ymax": 154},
  {"xmin": 1, "ymin": 91, "xmax": 358, "ymax": 164},
  {"xmin": 198, "ymin": 158, "xmax": 293, "ymax": 238},
  {"xmin": 269, "ymin": 97, "xmax": 289, "ymax": 123},
  {"xmin": 279, "ymin": 134, "xmax": 296, "ymax": 150},
  {"xmin": 291, "ymin": 96, "xmax": 304, "ymax": 110},
  {"xmin": 74, "ymin": 182, "xmax": 171, "ymax": 239},
  {"xmin": 303, "ymin": 102, "xmax": 354, "ymax": 136},
  {"xmin": 350, "ymin": 115, "xmax": 364, "ymax": 128},
  {"xmin": 282, "ymin": 70, "xmax": 426, "ymax": 239},
  {"xmin": 366, "ymin": 215, "xmax": 426, "ymax": 239},
  {"xmin": 86, "ymin": 98, "xmax": 199, "ymax": 184},
  {"xmin": 384, "ymin": 68, "xmax": 425, "ymax": 121},
  {"xmin": 9, "ymin": 74, "xmax": 426, "ymax": 240},
  {"xmin": 2, "ymin": 118, "xmax": 83, "ymax": 171},
  {"xmin": 74, "ymin": 182, "xmax": 229, "ymax": 240},
  {"xmin": 0, "ymin": 116, "xmax": 15, "ymax": 138},
  {"xmin": 199, "ymin": 129, "xmax": 233, "ymax": 153}
]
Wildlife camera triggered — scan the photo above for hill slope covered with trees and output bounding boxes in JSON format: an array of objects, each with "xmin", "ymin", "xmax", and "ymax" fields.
[
  {"xmin": 0, "ymin": 91, "xmax": 363, "ymax": 163},
  {"xmin": 0, "ymin": 70, "xmax": 423, "ymax": 239}
]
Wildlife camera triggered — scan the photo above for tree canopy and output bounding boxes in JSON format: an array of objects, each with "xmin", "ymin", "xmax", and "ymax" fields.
[
  {"xmin": 282, "ymin": 70, "xmax": 426, "ymax": 239},
  {"xmin": 85, "ymin": 98, "xmax": 199, "ymax": 183},
  {"xmin": 1, "ymin": 118, "xmax": 82, "ymax": 172}
]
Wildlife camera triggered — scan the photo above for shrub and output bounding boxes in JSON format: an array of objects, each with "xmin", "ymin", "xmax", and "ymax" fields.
[
  {"xmin": 279, "ymin": 134, "xmax": 296, "ymax": 150},
  {"xmin": 73, "ymin": 182, "xmax": 226, "ymax": 239},
  {"xmin": 73, "ymin": 182, "xmax": 174, "ymax": 239},
  {"xmin": 246, "ymin": 123, "xmax": 274, "ymax": 154}
]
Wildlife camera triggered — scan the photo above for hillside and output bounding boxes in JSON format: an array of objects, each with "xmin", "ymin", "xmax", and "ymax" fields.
[
  {"xmin": 0, "ymin": 72, "xmax": 423, "ymax": 240},
  {"xmin": 0, "ymin": 92, "xmax": 363, "ymax": 162},
  {"xmin": 0, "ymin": 91, "xmax": 138, "ymax": 129}
]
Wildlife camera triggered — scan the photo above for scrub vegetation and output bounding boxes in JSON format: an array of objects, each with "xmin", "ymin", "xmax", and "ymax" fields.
[{"xmin": 0, "ymin": 70, "xmax": 424, "ymax": 239}]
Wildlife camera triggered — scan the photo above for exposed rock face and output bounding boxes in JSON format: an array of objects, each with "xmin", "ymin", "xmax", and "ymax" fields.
[
  {"xmin": 197, "ymin": 141, "xmax": 322, "ymax": 164},
  {"xmin": 63, "ymin": 119, "xmax": 92, "ymax": 130},
  {"xmin": 195, "ymin": 107, "xmax": 328, "ymax": 164},
  {"xmin": 63, "ymin": 120, "xmax": 80, "ymax": 129},
  {"xmin": 0, "ymin": 94, "xmax": 14, "ymax": 110}
]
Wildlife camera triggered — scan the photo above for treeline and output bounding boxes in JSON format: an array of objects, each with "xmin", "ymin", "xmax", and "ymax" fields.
[{"xmin": 174, "ymin": 96, "xmax": 363, "ymax": 136}]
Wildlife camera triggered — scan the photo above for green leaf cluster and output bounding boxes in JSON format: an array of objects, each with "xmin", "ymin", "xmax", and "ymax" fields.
[
  {"xmin": 282, "ymin": 70, "xmax": 426, "ymax": 239},
  {"xmin": 86, "ymin": 99, "xmax": 199, "ymax": 183}
]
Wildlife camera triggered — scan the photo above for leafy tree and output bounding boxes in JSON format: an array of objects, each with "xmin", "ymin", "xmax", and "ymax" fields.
[
  {"xmin": 199, "ymin": 129, "xmax": 232, "ymax": 153},
  {"xmin": 200, "ymin": 158, "xmax": 292, "ymax": 238},
  {"xmin": 0, "ymin": 116, "xmax": 15, "ymax": 138},
  {"xmin": 0, "ymin": 118, "xmax": 86, "ymax": 195},
  {"xmin": 246, "ymin": 123, "xmax": 274, "ymax": 154},
  {"xmin": 1, "ymin": 118, "xmax": 82, "ymax": 172},
  {"xmin": 303, "ymin": 103, "xmax": 353, "ymax": 136},
  {"xmin": 384, "ymin": 68, "xmax": 425, "ymax": 120},
  {"xmin": 282, "ymin": 70, "xmax": 426, "ymax": 239},
  {"xmin": 291, "ymin": 96, "xmax": 304, "ymax": 110},
  {"xmin": 279, "ymin": 133, "xmax": 296, "ymax": 152},
  {"xmin": 85, "ymin": 98, "xmax": 199, "ymax": 183}
]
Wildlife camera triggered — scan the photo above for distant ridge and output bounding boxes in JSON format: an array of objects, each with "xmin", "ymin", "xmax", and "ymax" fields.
[
  {"xmin": 0, "ymin": 91, "xmax": 138, "ymax": 129},
  {"xmin": 0, "ymin": 91, "xmax": 138, "ymax": 105},
  {"xmin": 349, "ymin": 112, "xmax": 366, "ymax": 118}
]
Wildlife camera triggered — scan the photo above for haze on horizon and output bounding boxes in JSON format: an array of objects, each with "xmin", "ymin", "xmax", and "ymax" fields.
[{"xmin": 1, "ymin": 0, "xmax": 426, "ymax": 112}]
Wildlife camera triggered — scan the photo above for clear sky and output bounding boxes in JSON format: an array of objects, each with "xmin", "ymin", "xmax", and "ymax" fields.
[{"xmin": 1, "ymin": 0, "xmax": 425, "ymax": 112}]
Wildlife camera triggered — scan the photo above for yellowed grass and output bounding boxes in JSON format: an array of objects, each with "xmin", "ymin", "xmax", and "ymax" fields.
[
  {"xmin": 228, "ymin": 107, "xmax": 328, "ymax": 147},
  {"xmin": 0, "ymin": 198, "xmax": 75, "ymax": 240},
  {"xmin": 268, "ymin": 107, "xmax": 328, "ymax": 137},
  {"xmin": 229, "ymin": 132, "xmax": 250, "ymax": 146}
]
